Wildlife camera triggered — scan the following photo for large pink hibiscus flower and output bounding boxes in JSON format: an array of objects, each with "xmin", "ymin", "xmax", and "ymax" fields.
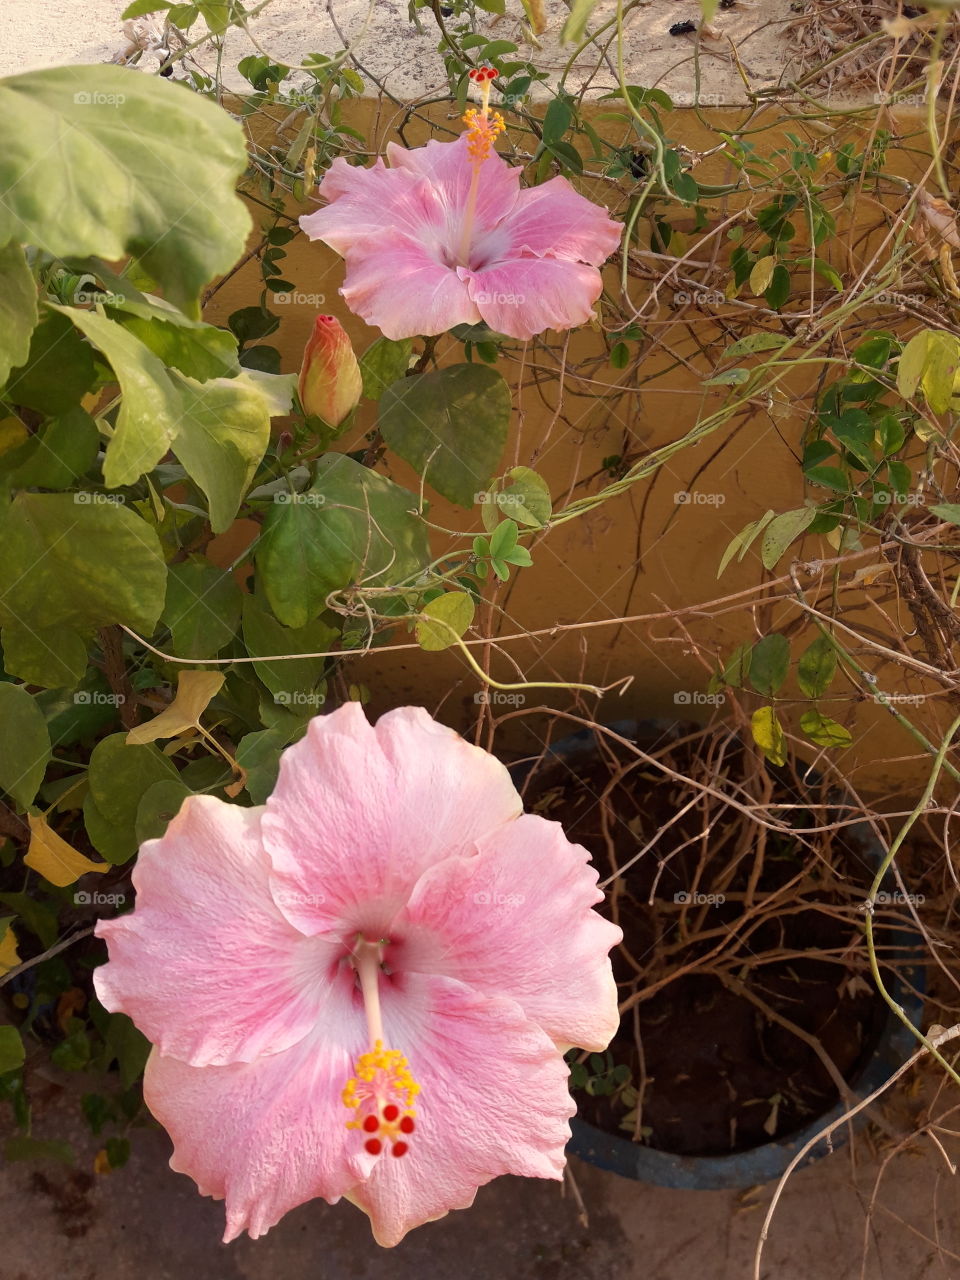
[
  {"xmin": 94, "ymin": 704, "xmax": 621, "ymax": 1246},
  {"xmin": 299, "ymin": 74, "xmax": 621, "ymax": 341}
]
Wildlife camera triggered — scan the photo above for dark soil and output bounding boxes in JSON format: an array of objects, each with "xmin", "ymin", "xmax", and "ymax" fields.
[{"xmin": 520, "ymin": 724, "xmax": 889, "ymax": 1157}]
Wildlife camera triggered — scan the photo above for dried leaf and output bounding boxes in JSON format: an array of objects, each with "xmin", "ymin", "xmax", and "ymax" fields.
[
  {"xmin": 24, "ymin": 813, "xmax": 108, "ymax": 887},
  {"xmin": 126, "ymin": 670, "xmax": 225, "ymax": 745}
]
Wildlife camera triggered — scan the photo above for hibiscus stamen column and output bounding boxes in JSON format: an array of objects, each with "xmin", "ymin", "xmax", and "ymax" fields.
[
  {"xmin": 458, "ymin": 67, "xmax": 506, "ymax": 267},
  {"xmin": 342, "ymin": 937, "xmax": 419, "ymax": 1158}
]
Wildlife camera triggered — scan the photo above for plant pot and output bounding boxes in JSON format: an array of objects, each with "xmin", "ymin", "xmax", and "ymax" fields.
[{"xmin": 510, "ymin": 718, "xmax": 927, "ymax": 1191}]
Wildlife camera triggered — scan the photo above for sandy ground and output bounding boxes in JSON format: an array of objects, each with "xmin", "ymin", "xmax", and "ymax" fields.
[{"xmin": 0, "ymin": 0, "xmax": 796, "ymax": 103}]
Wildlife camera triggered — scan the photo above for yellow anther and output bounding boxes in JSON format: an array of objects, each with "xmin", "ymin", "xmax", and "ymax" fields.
[{"xmin": 462, "ymin": 108, "xmax": 506, "ymax": 166}]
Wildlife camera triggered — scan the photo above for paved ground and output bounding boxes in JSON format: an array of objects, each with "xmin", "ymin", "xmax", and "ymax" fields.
[{"xmin": 2, "ymin": 1071, "xmax": 960, "ymax": 1280}]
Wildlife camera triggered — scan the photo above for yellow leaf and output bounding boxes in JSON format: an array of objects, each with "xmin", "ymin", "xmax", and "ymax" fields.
[
  {"xmin": 94, "ymin": 1149, "xmax": 112, "ymax": 1176},
  {"xmin": 24, "ymin": 813, "xmax": 109, "ymax": 887},
  {"xmin": 0, "ymin": 920, "xmax": 20, "ymax": 975},
  {"xmin": 749, "ymin": 255, "xmax": 776, "ymax": 296},
  {"xmin": 751, "ymin": 706, "xmax": 787, "ymax": 767},
  {"xmin": 0, "ymin": 416, "xmax": 28, "ymax": 458},
  {"xmin": 127, "ymin": 670, "xmax": 225, "ymax": 745}
]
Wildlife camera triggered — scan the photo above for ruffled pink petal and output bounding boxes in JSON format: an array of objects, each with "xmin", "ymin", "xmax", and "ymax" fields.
[
  {"xmin": 263, "ymin": 705, "xmax": 522, "ymax": 937},
  {"xmin": 385, "ymin": 135, "xmax": 521, "ymax": 246},
  {"xmin": 301, "ymin": 156, "xmax": 446, "ymax": 253},
  {"xmin": 349, "ymin": 971, "xmax": 573, "ymax": 1247},
  {"xmin": 337, "ymin": 234, "xmax": 481, "ymax": 339},
  {"xmin": 94, "ymin": 796, "xmax": 334, "ymax": 1068},
  {"xmin": 394, "ymin": 813, "xmax": 621, "ymax": 1052},
  {"xmin": 143, "ymin": 979, "xmax": 371, "ymax": 1242},
  {"xmin": 472, "ymin": 175, "xmax": 621, "ymax": 268},
  {"xmin": 459, "ymin": 256, "xmax": 605, "ymax": 340}
]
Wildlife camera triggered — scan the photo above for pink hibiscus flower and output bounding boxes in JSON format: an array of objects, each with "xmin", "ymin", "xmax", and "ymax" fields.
[
  {"xmin": 94, "ymin": 704, "xmax": 621, "ymax": 1246},
  {"xmin": 299, "ymin": 71, "xmax": 621, "ymax": 341}
]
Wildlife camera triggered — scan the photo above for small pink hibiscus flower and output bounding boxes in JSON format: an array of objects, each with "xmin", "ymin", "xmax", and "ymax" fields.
[
  {"xmin": 94, "ymin": 704, "xmax": 621, "ymax": 1246},
  {"xmin": 299, "ymin": 70, "xmax": 621, "ymax": 342}
]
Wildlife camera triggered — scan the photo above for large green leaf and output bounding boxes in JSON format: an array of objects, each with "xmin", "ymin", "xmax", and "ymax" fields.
[
  {"xmin": 0, "ymin": 241, "xmax": 38, "ymax": 386},
  {"xmin": 171, "ymin": 372, "xmax": 272, "ymax": 533},
  {"xmin": 2, "ymin": 310, "xmax": 96, "ymax": 415},
  {"xmin": 86, "ymin": 733, "xmax": 179, "ymax": 864},
  {"xmin": 0, "ymin": 66, "xmax": 250, "ymax": 309},
  {"xmin": 0, "ymin": 493, "xmax": 166, "ymax": 635},
  {"xmin": 241, "ymin": 594, "xmax": 337, "ymax": 699},
  {"xmin": 1, "ymin": 621, "xmax": 87, "ymax": 689},
  {"xmin": 257, "ymin": 454, "xmax": 430, "ymax": 628},
  {"xmin": 162, "ymin": 559, "xmax": 242, "ymax": 658},
  {"xmin": 379, "ymin": 363, "xmax": 511, "ymax": 507},
  {"xmin": 6, "ymin": 407, "xmax": 99, "ymax": 490},
  {"xmin": 0, "ymin": 682, "xmax": 51, "ymax": 808},
  {"xmin": 749, "ymin": 633, "xmax": 790, "ymax": 696}
]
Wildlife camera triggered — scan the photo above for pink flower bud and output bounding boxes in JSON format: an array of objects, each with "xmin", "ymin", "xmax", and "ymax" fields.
[{"xmin": 298, "ymin": 315, "xmax": 362, "ymax": 427}]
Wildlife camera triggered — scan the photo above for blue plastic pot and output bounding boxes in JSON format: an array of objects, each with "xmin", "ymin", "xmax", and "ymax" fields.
[{"xmin": 510, "ymin": 719, "xmax": 927, "ymax": 1191}]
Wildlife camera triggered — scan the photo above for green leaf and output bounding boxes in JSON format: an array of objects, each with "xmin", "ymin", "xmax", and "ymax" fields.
[
  {"xmin": 498, "ymin": 466, "xmax": 552, "ymax": 527},
  {"xmin": 719, "ymin": 642, "xmax": 752, "ymax": 688},
  {"xmin": 0, "ymin": 493, "xmax": 166, "ymax": 635},
  {"xmin": 797, "ymin": 632, "xmax": 837, "ymax": 698},
  {"xmin": 2, "ymin": 310, "xmax": 96, "ymax": 414},
  {"xmin": 416, "ymin": 592, "xmax": 476, "ymax": 652},
  {"xmin": 360, "ymin": 336, "xmax": 413, "ymax": 400},
  {"xmin": 110, "ymin": 306, "xmax": 239, "ymax": 381},
  {"xmin": 6, "ymin": 406, "xmax": 99, "ymax": 490},
  {"xmin": 921, "ymin": 330, "xmax": 959, "ymax": 414},
  {"xmin": 379, "ymin": 363, "xmax": 511, "ymax": 507},
  {"xmin": 241, "ymin": 594, "xmax": 336, "ymax": 699},
  {"xmin": 0, "ymin": 66, "xmax": 250, "ymax": 309},
  {"xmin": 722, "ymin": 333, "xmax": 789, "ymax": 359},
  {"xmin": 236, "ymin": 728, "xmax": 291, "ymax": 804},
  {"xmin": 86, "ymin": 733, "xmax": 179, "ymax": 864},
  {"xmin": 764, "ymin": 264, "xmax": 791, "ymax": 310},
  {"xmin": 896, "ymin": 330, "xmax": 928, "ymax": 400},
  {"xmin": 561, "ymin": 0, "xmax": 601, "ymax": 43},
  {"xmin": 542, "ymin": 98, "xmax": 573, "ymax": 145},
  {"xmin": 257, "ymin": 455, "xmax": 429, "ymax": 628},
  {"xmin": 761, "ymin": 507, "xmax": 816, "ymax": 570},
  {"xmin": 799, "ymin": 709, "xmax": 852, "ymax": 749},
  {"xmin": 100, "ymin": 1011, "xmax": 150, "ymax": 1088},
  {"xmin": 751, "ymin": 706, "xmax": 787, "ymax": 767},
  {"xmin": 0, "ymin": 241, "xmax": 37, "ymax": 386},
  {"xmin": 162, "ymin": 559, "xmax": 241, "ymax": 658},
  {"xmin": 134, "ymin": 779, "xmax": 193, "ymax": 844},
  {"xmin": 749, "ymin": 633, "xmax": 790, "ymax": 696},
  {"xmin": 0, "ymin": 1024, "xmax": 24, "ymax": 1075},
  {"xmin": 930, "ymin": 502, "xmax": 960, "ymax": 527},
  {"xmin": 4, "ymin": 1136, "xmax": 74, "ymax": 1164},
  {"xmin": 197, "ymin": 0, "xmax": 230, "ymax": 32},
  {"xmin": 51, "ymin": 305, "xmax": 182, "ymax": 487},
  {"xmin": 1, "ymin": 621, "xmax": 87, "ymax": 689},
  {"xmin": 0, "ymin": 683, "xmax": 50, "ymax": 808},
  {"xmin": 717, "ymin": 511, "xmax": 775, "ymax": 577},
  {"xmin": 489, "ymin": 518, "xmax": 519, "ymax": 560},
  {"xmin": 170, "ymin": 372, "xmax": 272, "ymax": 532}
]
